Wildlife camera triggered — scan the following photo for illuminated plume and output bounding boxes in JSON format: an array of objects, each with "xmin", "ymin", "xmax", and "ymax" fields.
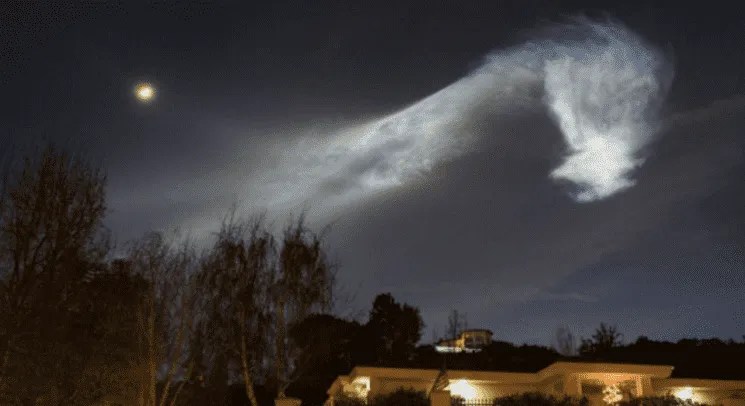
[{"xmin": 238, "ymin": 19, "xmax": 671, "ymax": 221}]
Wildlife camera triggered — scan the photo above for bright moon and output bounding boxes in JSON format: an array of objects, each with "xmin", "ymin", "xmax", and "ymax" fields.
[{"xmin": 134, "ymin": 83, "xmax": 155, "ymax": 102}]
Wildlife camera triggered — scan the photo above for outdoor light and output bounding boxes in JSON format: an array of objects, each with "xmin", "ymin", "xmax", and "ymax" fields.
[
  {"xmin": 602, "ymin": 384, "xmax": 623, "ymax": 404},
  {"xmin": 350, "ymin": 376, "xmax": 370, "ymax": 398},
  {"xmin": 448, "ymin": 379, "xmax": 478, "ymax": 400},
  {"xmin": 674, "ymin": 387, "xmax": 694, "ymax": 401}
]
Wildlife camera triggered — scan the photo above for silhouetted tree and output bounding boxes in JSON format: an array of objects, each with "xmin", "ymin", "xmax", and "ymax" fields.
[
  {"xmin": 0, "ymin": 147, "xmax": 113, "ymax": 404},
  {"xmin": 588, "ymin": 336, "xmax": 745, "ymax": 380},
  {"xmin": 272, "ymin": 215, "xmax": 334, "ymax": 397},
  {"xmin": 195, "ymin": 216, "xmax": 273, "ymax": 406},
  {"xmin": 447, "ymin": 309, "xmax": 468, "ymax": 340},
  {"xmin": 0, "ymin": 148, "xmax": 157, "ymax": 405},
  {"xmin": 127, "ymin": 232, "xmax": 197, "ymax": 406},
  {"xmin": 194, "ymin": 214, "xmax": 334, "ymax": 405},
  {"xmin": 554, "ymin": 325, "xmax": 577, "ymax": 356},
  {"xmin": 286, "ymin": 314, "xmax": 370, "ymax": 405},
  {"xmin": 368, "ymin": 293, "xmax": 423, "ymax": 365},
  {"xmin": 73, "ymin": 262, "xmax": 149, "ymax": 404},
  {"xmin": 579, "ymin": 323, "xmax": 623, "ymax": 356}
]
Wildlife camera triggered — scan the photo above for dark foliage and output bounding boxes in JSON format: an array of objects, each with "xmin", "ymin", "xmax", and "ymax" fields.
[
  {"xmin": 368, "ymin": 293, "xmax": 425, "ymax": 365},
  {"xmin": 490, "ymin": 392, "xmax": 589, "ymax": 406},
  {"xmin": 332, "ymin": 393, "xmax": 367, "ymax": 406},
  {"xmin": 286, "ymin": 314, "xmax": 371, "ymax": 405},
  {"xmin": 574, "ymin": 335, "xmax": 745, "ymax": 380},
  {"xmin": 413, "ymin": 341, "xmax": 560, "ymax": 372},
  {"xmin": 369, "ymin": 388, "xmax": 429, "ymax": 406},
  {"xmin": 579, "ymin": 323, "xmax": 623, "ymax": 356},
  {"xmin": 616, "ymin": 395, "xmax": 707, "ymax": 406},
  {"xmin": 326, "ymin": 389, "xmax": 428, "ymax": 406}
]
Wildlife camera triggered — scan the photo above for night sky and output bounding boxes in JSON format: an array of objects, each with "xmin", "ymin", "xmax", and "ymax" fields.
[{"xmin": 2, "ymin": 2, "xmax": 744, "ymax": 345}]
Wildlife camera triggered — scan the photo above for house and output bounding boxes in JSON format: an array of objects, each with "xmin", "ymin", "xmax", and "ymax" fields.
[
  {"xmin": 325, "ymin": 362, "xmax": 745, "ymax": 406},
  {"xmin": 436, "ymin": 329, "xmax": 494, "ymax": 353}
]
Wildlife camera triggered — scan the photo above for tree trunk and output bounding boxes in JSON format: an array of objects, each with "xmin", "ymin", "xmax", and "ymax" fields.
[
  {"xmin": 275, "ymin": 297, "xmax": 287, "ymax": 398},
  {"xmin": 167, "ymin": 361, "xmax": 193, "ymax": 406},
  {"xmin": 0, "ymin": 346, "xmax": 9, "ymax": 393},
  {"xmin": 240, "ymin": 335, "xmax": 260, "ymax": 406},
  {"xmin": 147, "ymin": 297, "xmax": 157, "ymax": 406},
  {"xmin": 159, "ymin": 299, "xmax": 189, "ymax": 406}
]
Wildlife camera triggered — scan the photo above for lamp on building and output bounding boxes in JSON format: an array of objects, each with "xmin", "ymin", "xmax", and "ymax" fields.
[
  {"xmin": 602, "ymin": 384, "xmax": 623, "ymax": 404},
  {"xmin": 674, "ymin": 387, "xmax": 694, "ymax": 401},
  {"xmin": 448, "ymin": 379, "xmax": 478, "ymax": 400}
]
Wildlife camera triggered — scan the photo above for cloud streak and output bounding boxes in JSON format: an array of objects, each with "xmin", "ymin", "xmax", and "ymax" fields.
[
  {"xmin": 242, "ymin": 18, "xmax": 670, "ymax": 218},
  {"xmin": 156, "ymin": 18, "xmax": 671, "ymax": 237}
]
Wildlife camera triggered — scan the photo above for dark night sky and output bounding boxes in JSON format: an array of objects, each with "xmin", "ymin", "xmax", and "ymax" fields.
[{"xmin": 1, "ymin": 1, "xmax": 744, "ymax": 345}]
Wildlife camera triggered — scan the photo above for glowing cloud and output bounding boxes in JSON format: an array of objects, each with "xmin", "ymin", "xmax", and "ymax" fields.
[
  {"xmin": 248, "ymin": 18, "xmax": 670, "ymax": 215},
  {"xmin": 172, "ymin": 18, "xmax": 671, "ymax": 235},
  {"xmin": 541, "ymin": 22, "xmax": 670, "ymax": 201}
]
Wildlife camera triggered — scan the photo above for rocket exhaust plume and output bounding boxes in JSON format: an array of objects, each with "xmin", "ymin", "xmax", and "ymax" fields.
[{"xmin": 245, "ymin": 18, "xmax": 671, "ymax": 217}]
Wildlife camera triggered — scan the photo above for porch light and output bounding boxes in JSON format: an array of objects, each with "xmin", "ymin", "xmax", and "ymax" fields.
[{"xmin": 448, "ymin": 379, "xmax": 478, "ymax": 400}]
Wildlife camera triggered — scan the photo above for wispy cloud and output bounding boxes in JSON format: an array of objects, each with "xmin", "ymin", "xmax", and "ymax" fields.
[
  {"xmin": 113, "ymin": 18, "xmax": 672, "ymax": 240},
  {"xmin": 239, "ymin": 18, "xmax": 671, "ymax": 217}
]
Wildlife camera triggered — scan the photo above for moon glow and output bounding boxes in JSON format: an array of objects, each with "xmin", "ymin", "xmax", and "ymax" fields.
[{"xmin": 134, "ymin": 83, "xmax": 155, "ymax": 102}]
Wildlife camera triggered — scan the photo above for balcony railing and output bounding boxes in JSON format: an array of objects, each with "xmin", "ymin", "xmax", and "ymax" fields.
[{"xmin": 451, "ymin": 398, "xmax": 494, "ymax": 406}]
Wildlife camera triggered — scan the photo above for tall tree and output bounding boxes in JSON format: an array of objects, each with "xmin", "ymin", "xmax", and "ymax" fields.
[
  {"xmin": 368, "ymin": 293, "xmax": 424, "ymax": 365},
  {"xmin": 127, "ymin": 232, "xmax": 197, "ymax": 406},
  {"xmin": 554, "ymin": 325, "xmax": 577, "ymax": 357},
  {"xmin": 272, "ymin": 216, "xmax": 334, "ymax": 397},
  {"xmin": 447, "ymin": 310, "xmax": 467, "ymax": 340},
  {"xmin": 579, "ymin": 323, "xmax": 623, "ymax": 356},
  {"xmin": 286, "ymin": 314, "xmax": 370, "ymax": 405},
  {"xmin": 0, "ymin": 147, "xmax": 111, "ymax": 404},
  {"xmin": 195, "ymin": 216, "xmax": 274, "ymax": 406},
  {"xmin": 194, "ymin": 214, "xmax": 335, "ymax": 404}
]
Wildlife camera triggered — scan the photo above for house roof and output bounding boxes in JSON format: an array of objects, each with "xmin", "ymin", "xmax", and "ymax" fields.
[
  {"xmin": 461, "ymin": 329, "xmax": 494, "ymax": 334},
  {"xmin": 328, "ymin": 361, "xmax": 745, "ymax": 398},
  {"xmin": 537, "ymin": 361, "xmax": 674, "ymax": 379},
  {"xmin": 333, "ymin": 361, "xmax": 676, "ymax": 390}
]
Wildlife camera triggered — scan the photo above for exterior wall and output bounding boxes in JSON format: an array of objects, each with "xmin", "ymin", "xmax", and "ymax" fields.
[
  {"xmin": 469, "ymin": 382, "xmax": 539, "ymax": 399},
  {"xmin": 373, "ymin": 378, "xmax": 538, "ymax": 399},
  {"xmin": 654, "ymin": 378, "xmax": 745, "ymax": 406},
  {"xmin": 377, "ymin": 378, "xmax": 431, "ymax": 395},
  {"xmin": 436, "ymin": 330, "xmax": 493, "ymax": 352},
  {"xmin": 461, "ymin": 331, "xmax": 492, "ymax": 348},
  {"xmin": 328, "ymin": 364, "xmax": 745, "ymax": 406}
]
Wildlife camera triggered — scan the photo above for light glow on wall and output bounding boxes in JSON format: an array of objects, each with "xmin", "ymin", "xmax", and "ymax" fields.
[
  {"xmin": 674, "ymin": 387, "xmax": 694, "ymax": 401},
  {"xmin": 602, "ymin": 384, "xmax": 623, "ymax": 404},
  {"xmin": 448, "ymin": 379, "xmax": 478, "ymax": 400},
  {"xmin": 344, "ymin": 376, "xmax": 370, "ymax": 399}
]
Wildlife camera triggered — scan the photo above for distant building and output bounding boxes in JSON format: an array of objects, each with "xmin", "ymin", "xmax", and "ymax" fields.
[{"xmin": 435, "ymin": 329, "xmax": 493, "ymax": 353}]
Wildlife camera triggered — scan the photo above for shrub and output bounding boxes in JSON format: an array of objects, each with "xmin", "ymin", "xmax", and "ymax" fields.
[
  {"xmin": 370, "ymin": 388, "xmax": 429, "ymax": 406},
  {"xmin": 333, "ymin": 393, "xmax": 367, "ymax": 406},
  {"xmin": 492, "ymin": 392, "xmax": 589, "ymax": 406},
  {"xmin": 332, "ymin": 388, "xmax": 428, "ymax": 406},
  {"xmin": 616, "ymin": 395, "xmax": 707, "ymax": 406}
]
